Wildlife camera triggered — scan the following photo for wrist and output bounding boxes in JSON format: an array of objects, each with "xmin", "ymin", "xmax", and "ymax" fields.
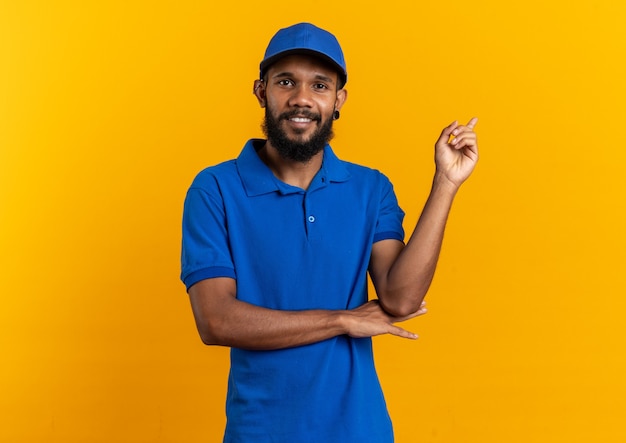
[
  {"xmin": 333, "ymin": 310, "xmax": 351, "ymax": 336},
  {"xmin": 432, "ymin": 171, "xmax": 460, "ymax": 197}
]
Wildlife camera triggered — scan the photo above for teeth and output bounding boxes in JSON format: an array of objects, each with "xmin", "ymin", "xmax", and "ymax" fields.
[{"xmin": 291, "ymin": 117, "xmax": 312, "ymax": 123}]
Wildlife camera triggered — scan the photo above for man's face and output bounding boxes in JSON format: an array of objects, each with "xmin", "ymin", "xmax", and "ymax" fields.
[{"xmin": 258, "ymin": 54, "xmax": 347, "ymax": 162}]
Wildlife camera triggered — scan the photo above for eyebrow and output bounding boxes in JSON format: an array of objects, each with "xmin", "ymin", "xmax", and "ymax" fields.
[{"xmin": 272, "ymin": 71, "xmax": 336, "ymax": 85}]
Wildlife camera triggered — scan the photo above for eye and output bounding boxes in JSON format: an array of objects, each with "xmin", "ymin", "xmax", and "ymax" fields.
[
  {"xmin": 277, "ymin": 79, "xmax": 294, "ymax": 86},
  {"xmin": 313, "ymin": 83, "xmax": 329, "ymax": 90}
]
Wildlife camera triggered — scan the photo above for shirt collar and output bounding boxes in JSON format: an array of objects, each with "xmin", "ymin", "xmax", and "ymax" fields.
[{"xmin": 236, "ymin": 139, "xmax": 351, "ymax": 197}]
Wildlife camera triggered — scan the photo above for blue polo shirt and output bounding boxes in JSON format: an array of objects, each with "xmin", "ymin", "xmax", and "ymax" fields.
[{"xmin": 181, "ymin": 139, "xmax": 405, "ymax": 443}]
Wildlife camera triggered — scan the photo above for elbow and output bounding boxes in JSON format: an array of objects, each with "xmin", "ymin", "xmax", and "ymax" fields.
[
  {"xmin": 198, "ymin": 330, "xmax": 219, "ymax": 346},
  {"xmin": 383, "ymin": 303, "xmax": 421, "ymax": 318},
  {"xmin": 195, "ymin": 318, "xmax": 229, "ymax": 347},
  {"xmin": 379, "ymin": 292, "xmax": 426, "ymax": 318}
]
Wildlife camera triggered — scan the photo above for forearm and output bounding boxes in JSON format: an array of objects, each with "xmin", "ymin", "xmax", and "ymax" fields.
[
  {"xmin": 189, "ymin": 278, "xmax": 357, "ymax": 350},
  {"xmin": 188, "ymin": 278, "xmax": 420, "ymax": 350},
  {"xmin": 198, "ymin": 297, "xmax": 347, "ymax": 350},
  {"xmin": 377, "ymin": 117, "xmax": 479, "ymax": 316},
  {"xmin": 378, "ymin": 172, "xmax": 458, "ymax": 316}
]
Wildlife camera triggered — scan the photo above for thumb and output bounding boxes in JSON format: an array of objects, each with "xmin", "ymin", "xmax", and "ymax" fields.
[{"xmin": 437, "ymin": 120, "xmax": 458, "ymax": 144}]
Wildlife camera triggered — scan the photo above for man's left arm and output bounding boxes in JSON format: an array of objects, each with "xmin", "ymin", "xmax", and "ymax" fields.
[{"xmin": 369, "ymin": 118, "xmax": 479, "ymax": 317}]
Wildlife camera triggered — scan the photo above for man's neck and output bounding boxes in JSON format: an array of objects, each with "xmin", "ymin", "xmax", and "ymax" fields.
[{"xmin": 258, "ymin": 141, "xmax": 324, "ymax": 191}]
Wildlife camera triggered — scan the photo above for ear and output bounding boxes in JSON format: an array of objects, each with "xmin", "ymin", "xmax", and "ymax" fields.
[
  {"xmin": 334, "ymin": 88, "xmax": 347, "ymax": 112},
  {"xmin": 253, "ymin": 79, "xmax": 266, "ymax": 108}
]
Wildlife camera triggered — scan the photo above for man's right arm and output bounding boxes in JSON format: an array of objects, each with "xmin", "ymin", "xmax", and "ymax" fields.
[{"xmin": 188, "ymin": 277, "xmax": 426, "ymax": 350}]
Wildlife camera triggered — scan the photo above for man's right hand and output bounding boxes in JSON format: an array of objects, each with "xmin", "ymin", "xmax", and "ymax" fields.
[{"xmin": 343, "ymin": 299, "xmax": 427, "ymax": 340}]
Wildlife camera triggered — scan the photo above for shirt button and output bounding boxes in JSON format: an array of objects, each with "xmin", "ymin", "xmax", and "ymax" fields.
[{"xmin": 308, "ymin": 215, "xmax": 315, "ymax": 223}]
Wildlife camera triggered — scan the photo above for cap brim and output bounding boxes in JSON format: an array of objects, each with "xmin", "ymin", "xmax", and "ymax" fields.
[{"xmin": 259, "ymin": 49, "xmax": 347, "ymax": 85}]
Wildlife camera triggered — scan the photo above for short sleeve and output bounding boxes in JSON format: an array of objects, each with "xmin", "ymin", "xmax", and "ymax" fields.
[
  {"xmin": 373, "ymin": 174, "xmax": 405, "ymax": 243},
  {"xmin": 180, "ymin": 176, "xmax": 236, "ymax": 291}
]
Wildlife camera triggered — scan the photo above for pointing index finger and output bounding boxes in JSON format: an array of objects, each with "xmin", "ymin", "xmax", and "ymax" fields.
[{"xmin": 466, "ymin": 117, "xmax": 479, "ymax": 130}]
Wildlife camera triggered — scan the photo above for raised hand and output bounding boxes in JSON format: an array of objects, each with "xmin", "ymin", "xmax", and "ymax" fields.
[{"xmin": 434, "ymin": 117, "xmax": 479, "ymax": 188}]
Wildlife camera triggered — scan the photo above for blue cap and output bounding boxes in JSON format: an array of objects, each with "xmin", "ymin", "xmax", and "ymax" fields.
[{"xmin": 260, "ymin": 23, "xmax": 347, "ymax": 86}]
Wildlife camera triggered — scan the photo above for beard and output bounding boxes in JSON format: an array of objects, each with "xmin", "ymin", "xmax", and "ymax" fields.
[{"xmin": 262, "ymin": 107, "xmax": 334, "ymax": 163}]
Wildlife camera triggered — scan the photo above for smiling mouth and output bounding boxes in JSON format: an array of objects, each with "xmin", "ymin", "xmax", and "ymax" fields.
[{"xmin": 280, "ymin": 110, "xmax": 321, "ymax": 124}]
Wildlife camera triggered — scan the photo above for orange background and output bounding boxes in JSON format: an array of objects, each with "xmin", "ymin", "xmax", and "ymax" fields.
[{"xmin": 2, "ymin": 1, "xmax": 625, "ymax": 442}]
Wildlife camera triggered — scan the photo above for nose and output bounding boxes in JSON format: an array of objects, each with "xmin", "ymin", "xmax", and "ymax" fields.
[{"xmin": 287, "ymin": 84, "xmax": 313, "ymax": 108}]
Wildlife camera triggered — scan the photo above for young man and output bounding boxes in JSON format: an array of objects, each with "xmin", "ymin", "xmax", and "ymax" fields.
[{"xmin": 181, "ymin": 23, "xmax": 478, "ymax": 443}]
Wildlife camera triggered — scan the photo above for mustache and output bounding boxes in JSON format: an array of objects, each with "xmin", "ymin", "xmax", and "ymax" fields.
[{"xmin": 278, "ymin": 110, "xmax": 322, "ymax": 122}]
